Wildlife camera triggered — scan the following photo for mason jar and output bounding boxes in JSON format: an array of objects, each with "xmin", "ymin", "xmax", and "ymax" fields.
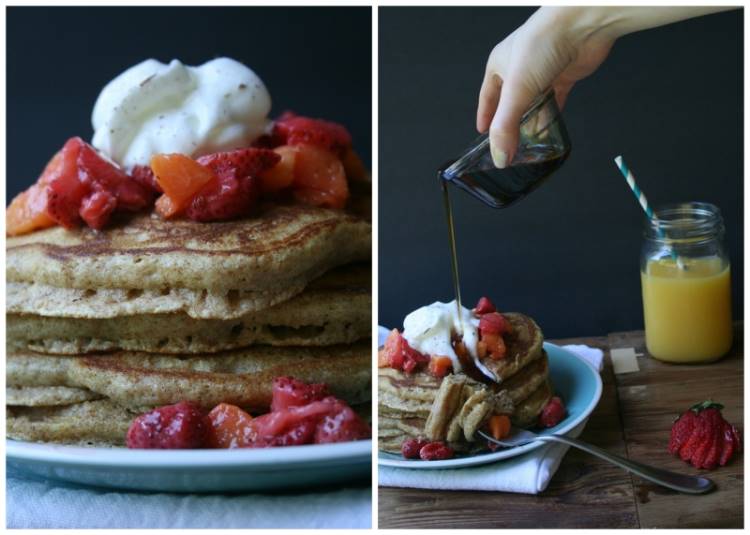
[{"xmin": 640, "ymin": 202, "xmax": 733, "ymax": 363}]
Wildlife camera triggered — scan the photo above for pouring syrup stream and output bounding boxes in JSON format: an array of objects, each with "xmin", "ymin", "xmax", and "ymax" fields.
[{"xmin": 440, "ymin": 177, "xmax": 464, "ymax": 335}]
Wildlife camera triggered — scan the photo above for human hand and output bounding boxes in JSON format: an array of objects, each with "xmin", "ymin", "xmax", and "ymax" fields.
[
  {"xmin": 477, "ymin": 7, "xmax": 615, "ymax": 167},
  {"xmin": 477, "ymin": 6, "xmax": 735, "ymax": 168}
]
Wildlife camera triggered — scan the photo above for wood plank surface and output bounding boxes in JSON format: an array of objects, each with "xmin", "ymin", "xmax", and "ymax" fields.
[
  {"xmin": 608, "ymin": 326, "xmax": 744, "ymax": 528},
  {"xmin": 378, "ymin": 336, "xmax": 640, "ymax": 529}
]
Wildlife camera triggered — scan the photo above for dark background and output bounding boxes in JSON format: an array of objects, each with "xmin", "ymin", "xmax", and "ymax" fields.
[
  {"xmin": 379, "ymin": 7, "xmax": 743, "ymax": 338},
  {"xmin": 7, "ymin": 6, "xmax": 371, "ymax": 194}
]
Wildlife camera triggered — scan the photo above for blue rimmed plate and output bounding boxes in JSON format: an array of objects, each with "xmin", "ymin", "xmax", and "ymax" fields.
[
  {"xmin": 7, "ymin": 438, "xmax": 371, "ymax": 492},
  {"xmin": 378, "ymin": 342, "xmax": 602, "ymax": 469}
]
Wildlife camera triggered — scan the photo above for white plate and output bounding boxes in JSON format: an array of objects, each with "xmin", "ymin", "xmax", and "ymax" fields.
[
  {"xmin": 7, "ymin": 439, "xmax": 372, "ymax": 492},
  {"xmin": 378, "ymin": 342, "xmax": 602, "ymax": 469}
]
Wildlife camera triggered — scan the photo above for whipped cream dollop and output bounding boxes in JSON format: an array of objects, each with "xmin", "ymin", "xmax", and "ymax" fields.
[
  {"xmin": 92, "ymin": 57, "xmax": 271, "ymax": 170},
  {"xmin": 402, "ymin": 300, "xmax": 497, "ymax": 381}
]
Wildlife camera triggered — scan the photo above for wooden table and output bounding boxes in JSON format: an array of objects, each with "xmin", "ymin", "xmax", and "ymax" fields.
[{"xmin": 378, "ymin": 324, "xmax": 744, "ymax": 529}]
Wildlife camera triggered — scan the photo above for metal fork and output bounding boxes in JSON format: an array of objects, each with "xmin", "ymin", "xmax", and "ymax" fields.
[{"xmin": 477, "ymin": 428, "xmax": 715, "ymax": 494}]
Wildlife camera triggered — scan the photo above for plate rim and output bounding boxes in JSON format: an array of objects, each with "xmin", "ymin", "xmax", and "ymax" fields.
[
  {"xmin": 7, "ymin": 437, "xmax": 372, "ymax": 469},
  {"xmin": 377, "ymin": 342, "xmax": 603, "ymax": 469}
]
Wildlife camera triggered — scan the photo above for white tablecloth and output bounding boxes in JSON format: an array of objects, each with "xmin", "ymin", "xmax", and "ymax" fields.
[{"xmin": 7, "ymin": 467, "xmax": 371, "ymax": 529}]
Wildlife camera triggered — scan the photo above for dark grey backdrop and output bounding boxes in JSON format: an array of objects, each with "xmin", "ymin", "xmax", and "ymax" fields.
[
  {"xmin": 7, "ymin": 6, "xmax": 371, "ymax": 195},
  {"xmin": 379, "ymin": 7, "xmax": 743, "ymax": 338}
]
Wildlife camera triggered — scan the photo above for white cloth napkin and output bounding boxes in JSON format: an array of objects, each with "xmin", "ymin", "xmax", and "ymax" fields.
[
  {"xmin": 377, "ymin": 325, "xmax": 603, "ymax": 494},
  {"xmin": 6, "ymin": 470, "xmax": 371, "ymax": 529}
]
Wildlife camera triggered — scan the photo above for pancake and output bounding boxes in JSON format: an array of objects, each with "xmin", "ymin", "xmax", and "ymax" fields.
[
  {"xmin": 378, "ymin": 351, "xmax": 548, "ymax": 404},
  {"xmin": 379, "ymin": 415, "xmax": 426, "ymax": 437},
  {"xmin": 377, "ymin": 378, "xmax": 553, "ymax": 454},
  {"xmin": 8, "ymin": 342, "xmax": 371, "ymax": 412},
  {"xmin": 7, "ymin": 204, "xmax": 371, "ymax": 318},
  {"xmin": 7, "ymin": 386, "xmax": 103, "ymax": 406},
  {"xmin": 496, "ymin": 352, "xmax": 549, "ymax": 403},
  {"xmin": 376, "ymin": 310, "xmax": 551, "ymax": 455},
  {"xmin": 482, "ymin": 312, "xmax": 544, "ymax": 382},
  {"xmin": 511, "ymin": 379, "xmax": 554, "ymax": 428},
  {"xmin": 7, "ymin": 400, "xmax": 140, "ymax": 447},
  {"xmin": 378, "ymin": 367, "xmax": 444, "ymax": 401},
  {"xmin": 8, "ymin": 263, "xmax": 371, "ymax": 354}
]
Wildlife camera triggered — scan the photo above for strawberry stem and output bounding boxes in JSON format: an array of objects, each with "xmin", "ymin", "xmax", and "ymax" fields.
[{"xmin": 690, "ymin": 399, "xmax": 724, "ymax": 413}]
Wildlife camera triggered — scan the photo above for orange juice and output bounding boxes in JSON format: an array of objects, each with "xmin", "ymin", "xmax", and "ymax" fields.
[{"xmin": 641, "ymin": 257, "xmax": 732, "ymax": 363}]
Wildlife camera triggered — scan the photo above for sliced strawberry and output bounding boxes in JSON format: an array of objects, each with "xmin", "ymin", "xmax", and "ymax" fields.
[
  {"xmin": 126, "ymin": 401, "xmax": 209, "ymax": 449},
  {"xmin": 539, "ymin": 396, "xmax": 566, "ymax": 428},
  {"xmin": 150, "ymin": 153, "xmax": 216, "ymax": 218},
  {"xmin": 77, "ymin": 143, "xmax": 152, "ymax": 212},
  {"xmin": 679, "ymin": 421, "xmax": 707, "ymax": 462},
  {"xmin": 292, "ymin": 144, "xmax": 349, "ymax": 209},
  {"xmin": 702, "ymin": 425, "xmax": 722, "ymax": 469},
  {"xmin": 428, "ymin": 356, "xmax": 453, "ymax": 378},
  {"xmin": 719, "ymin": 422, "xmax": 738, "ymax": 466},
  {"xmin": 690, "ymin": 432, "xmax": 713, "ymax": 469},
  {"xmin": 382, "ymin": 329, "xmax": 405, "ymax": 370},
  {"xmin": 270, "ymin": 376, "xmax": 329, "ymax": 412},
  {"xmin": 7, "ymin": 146, "xmax": 69, "ymax": 236},
  {"xmin": 197, "ymin": 147, "xmax": 281, "ymax": 180},
  {"xmin": 382, "ymin": 329, "xmax": 430, "ymax": 374},
  {"xmin": 6, "ymin": 183, "xmax": 55, "ymax": 236},
  {"xmin": 473, "ymin": 296, "xmax": 496, "ymax": 315},
  {"xmin": 314, "ymin": 399, "xmax": 371, "ymax": 443},
  {"xmin": 79, "ymin": 190, "xmax": 117, "ymax": 230},
  {"xmin": 244, "ymin": 399, "xmax": 335, "ymax": 447},
  {"xmin": 187, "ymin": 148, "xmax": 280, "ymax": 222},
  {"xmin": 186, "ymin": 174, "xmax": 259, "ymax": 222},
  {"xmin": 258, "ymin": 145, "xmax": 297, "ymax": 194},
  {"xmin": 45, "ymin": 137, "xmax": 88, "ymax": 228},
  {"xmin": 488, "ymin": 414, "xmax": 511, "ymax": 440},
  {"xmin": 248, "ymin": 412, "xmax": 318, "ymax": 447},
  {"xmin": 479, "ymin": 312, "xmax": 509, "ymax": 336},
  {"xmin": 131, "ymin": 164, "xmax": 163, "ymax": 194},
  {"xmin": 669, "ymin": 410, "xmax": 698, "ymax": 454},
  {"xmin": 481, "ymin": 332, "xmax": 507, "ymax": 360},
  {"xmin": 206, "ymin": 403, "xmax": 254, "ymax": 449},
  {"xmin": 272, "ymin": 112, "xmax": 352, "ymax": 155}
]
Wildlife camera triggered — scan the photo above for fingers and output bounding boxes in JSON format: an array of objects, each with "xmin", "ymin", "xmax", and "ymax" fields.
[
  {"xmin": 477, "ymin": 72, "xmax": 501, "ymax": 134},
  {"xmin": 489, "ymin": 78, "xmax": 536, "ymax": 168}
]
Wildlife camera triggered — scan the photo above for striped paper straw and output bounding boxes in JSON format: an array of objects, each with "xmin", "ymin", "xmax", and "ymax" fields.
[{"xmin": 614, "ymin": 155, "xmax": 685, "ymax": 269}]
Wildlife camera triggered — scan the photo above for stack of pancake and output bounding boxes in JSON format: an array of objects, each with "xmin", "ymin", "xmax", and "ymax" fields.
[
  {"xmin": 378, "ymin": 312, "xmax": 552, "ymax": 454},
  {"xmin": 7, "ymin": 203, "xmax": 372, "ymax": 447}
]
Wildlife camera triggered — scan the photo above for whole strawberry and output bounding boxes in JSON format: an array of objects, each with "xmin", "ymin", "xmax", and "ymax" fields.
[{"xmin": 668, "ymin": 401, "xmax": 741, "ymax": 469}]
